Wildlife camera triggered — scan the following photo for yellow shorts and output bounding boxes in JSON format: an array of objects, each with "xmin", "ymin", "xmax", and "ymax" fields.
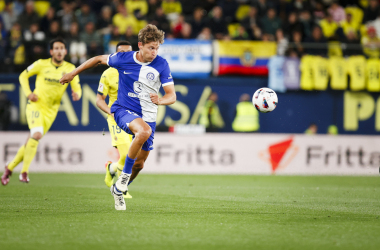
[
  {"xmin": 107, "ymin": 118, "xmax": 133, "ymax": 147},
  {"xmin": 26, "ymin": 102, "xmax": 58, "ymax": 135}
]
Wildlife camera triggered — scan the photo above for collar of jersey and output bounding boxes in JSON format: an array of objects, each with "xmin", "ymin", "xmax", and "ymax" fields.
[
  {"xmin": 133, "ymin": 52, "xmax": 151, "ymax": 66},
  {"xmin": 50, "ymin": 58, "xmax": 64, "ymax": 68}
]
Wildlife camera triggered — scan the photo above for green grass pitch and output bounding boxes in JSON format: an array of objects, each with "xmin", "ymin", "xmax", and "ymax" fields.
[{"xmin": 0, "ymin": 174, "xmax": 379, "ymax": 250}]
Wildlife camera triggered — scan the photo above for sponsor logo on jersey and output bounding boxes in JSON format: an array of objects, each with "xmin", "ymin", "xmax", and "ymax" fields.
[
  {"xmin": 133, "ymin": 81, "xmax": 143, "ymax": 93},
  {"xmin": 98, "ymin": 83, "xmax": 104, "ymax": 92}
]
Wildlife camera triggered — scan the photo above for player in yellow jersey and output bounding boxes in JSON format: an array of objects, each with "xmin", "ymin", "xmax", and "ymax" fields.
[
  {"xmin": 1, "ymin": 38, "xmax": 82, "ymax": 185},
  {"xmin": 96, "ymin": 41, "xmax": 134, "ymax": 198}
]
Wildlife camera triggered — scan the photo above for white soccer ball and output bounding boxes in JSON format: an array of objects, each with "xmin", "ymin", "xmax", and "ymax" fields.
[{"xmin": 252, "ymin": 87, "xmax": 278, "ymax": 113}]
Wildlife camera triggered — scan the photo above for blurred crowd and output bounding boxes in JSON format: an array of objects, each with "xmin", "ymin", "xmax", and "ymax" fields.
[{"xmin": 0, "ymin": 0, "xmax": 380, "ymax": 72}]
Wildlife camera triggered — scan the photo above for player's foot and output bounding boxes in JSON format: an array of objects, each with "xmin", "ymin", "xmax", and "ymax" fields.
[
  {"xmin": 123, "ymin": 191, "xmax": 132, "ymax": 199},
  {"xmin": 104, "ymin": 161, "xmax": 114, "ymax": 188},
  {"xmin": 110, "ymin": 184, "xmax": 126, "ymax": 210},
  {"xmin": 19, "ymin": 172, "xmax": 29, "ymax": 183},
  {"xmin": 1, "ymin": 164, "xmax": 12, "ymax": 186},
  {"xmin": 115, "ymin": 172, "xmax": 130, "ymax": 192}
]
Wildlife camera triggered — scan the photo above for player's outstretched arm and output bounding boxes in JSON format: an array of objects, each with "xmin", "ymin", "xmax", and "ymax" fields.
[
  {"xmin": 59, "ymin": 55, "xmax": 109, "ymax": 85},
  {"xmin": 150, "ymin": 84, "xmax": 176, "ymax": 105},
  {"xmin": 96, "ymin": 94, "xmax": 111, "ymax": 115}
]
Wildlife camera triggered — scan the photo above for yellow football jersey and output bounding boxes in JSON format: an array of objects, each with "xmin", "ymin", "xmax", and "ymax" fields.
[
  {"xmin": 347, "ymin": 55, "xmax": 366, "ymax": 91},
  {"xmin": 366, "ymin": 58, "xmax": 380, "ymax": 92},
  {"xmin": 300, "ymin": 55, "xmax": 314, "ymax": 91},
  {"xmin": 20, "ymin": 58, "xmax": 81, "ymax": 110},
  {"xmin": 329, "ymin": 56, "xmax": 347, "ymax": 90},
  {"xmin": 312, "ymin": 56, "xmax": 329, "ymax": 90},
  {"xmin": 98, "ymin": 67, "xmax": 119, "ymax": 121}
]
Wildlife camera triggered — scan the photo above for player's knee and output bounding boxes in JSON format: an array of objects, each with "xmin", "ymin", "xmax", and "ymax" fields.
[
  {"xmin": 30, "ymin": 127, "xmax": 44, "ymax": 140},
  {"xmin": 136, "ymin": 126, "xmax": 151, "ymax": 141}
]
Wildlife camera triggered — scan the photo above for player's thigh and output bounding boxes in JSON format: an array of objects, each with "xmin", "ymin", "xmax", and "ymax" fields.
[
  {"xmin": 108, "ymin": 119, "xmax": 132, "ymax": 147},
  {"xmin": 26, "ymin": 103, "xmax": 44, "ymax": 135},
  {"xmin": 41, "ymin": 108, "xmax": 58, "ymax": 135}
]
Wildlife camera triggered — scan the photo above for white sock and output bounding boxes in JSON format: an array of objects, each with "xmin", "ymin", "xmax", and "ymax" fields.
[{"xmin": 109, "ymin": 163, "xmax": 117, "ymax": 175}]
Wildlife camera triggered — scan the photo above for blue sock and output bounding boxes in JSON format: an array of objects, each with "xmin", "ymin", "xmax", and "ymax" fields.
[
  {"xmin": 122, "ymin": 156, "xmax": 136, "ymax": 174},
  {"xmin": 128, "ymin": 180, "xmax": 133, "ymax": 185}
]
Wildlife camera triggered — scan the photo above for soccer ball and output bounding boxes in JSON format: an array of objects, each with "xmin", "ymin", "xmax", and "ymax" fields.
[{"xmin": 252, "ymin": 88, "xmax": 278, "ymax": 113}]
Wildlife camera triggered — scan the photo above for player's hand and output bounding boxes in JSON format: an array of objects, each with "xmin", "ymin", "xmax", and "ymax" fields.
[
  {"xmin": 28, "ymin": 93, "xmax": 38, "ymax": 102},
  {"xmin": 111, "ymin": 113, "xmax": 115, "ymax": 118},
  {"xmin": 72, "ymin": 90, "xmax": 80, "ymax": 101},
  {"xmin": 150, "ymin": 93, "xmax": 160, "ymax": 105},
  {"xmin": 60, "ymin": 72, "xmax": 75, "ymax": 85}
]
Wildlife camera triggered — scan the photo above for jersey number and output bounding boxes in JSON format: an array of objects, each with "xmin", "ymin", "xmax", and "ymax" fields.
[{"xmin": 111, "ymin": 125, "xmax": 121, "ymax": 134}]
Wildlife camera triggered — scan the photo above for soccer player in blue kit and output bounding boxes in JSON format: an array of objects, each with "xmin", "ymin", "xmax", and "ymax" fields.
[{"xmin": 60, "ymin": 24, "xmax": 176, "ymax": 210}]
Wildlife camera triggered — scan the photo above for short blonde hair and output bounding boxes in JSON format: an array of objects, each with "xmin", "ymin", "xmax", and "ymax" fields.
[{"xmin": 138, "ymin": 24, "xmax": 165, "ymax": 45}]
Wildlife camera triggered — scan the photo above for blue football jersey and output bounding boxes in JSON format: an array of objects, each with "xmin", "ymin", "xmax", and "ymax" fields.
[{"xmin": 107, "ymin": 51, "xmax": 174, "ymax": 122}]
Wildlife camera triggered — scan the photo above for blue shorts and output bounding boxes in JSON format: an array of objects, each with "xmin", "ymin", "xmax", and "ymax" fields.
[{"xmin": 112, "ymin": 106, "xmax": 156, "ymax": 151}]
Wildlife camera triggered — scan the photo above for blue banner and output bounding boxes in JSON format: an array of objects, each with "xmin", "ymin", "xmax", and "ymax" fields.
[
  {"xmin": 1, "ymin": 74, "xmax": 380, "ymax": 134},
  {"xmin": 158, "ymin": 39, "xmax": 212, "ymax": 79}
]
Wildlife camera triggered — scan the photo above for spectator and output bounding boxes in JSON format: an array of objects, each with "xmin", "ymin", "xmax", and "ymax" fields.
[
  {"xmin": 342, "ymin": 30, "xmax": 362, "ymax": 57},
  {"xmin": 190, "ymin": 7, "xmax": 206, "ymax": 38},
  {"xmin": 313, "ymin": 2, "xmax": 326, "ymax": 23},
  {"xmin": 67, "ymin": 22, "xmax": 87, "ymax": 65},
  {"xmin": 299, "ymin": 9, "xmax": 314, "ymax": 39},
  {"xmin": 112, "ymin": 4, "xmax": 138, "ymax": 35},
  {"xmin": 276, "ymin": 29, "xmax": 288, "ymax": 56},
  {"xmin": 147, "ymin": 0, "xmax": 160, "ymax": 20},
  {"xmin": 361, "ymin": 26, "xmax": 380, "ymax": 58},
  {"xmin": 75, "ymin": 3, "xmax": 97, "ymax": 32},
  {"xmin": 45, "ymin": 20, "xmax": 64, "ymax": 41},
  {"xmin": 180, "ymin": 23, "xmax": 192, "ymax": 39},
  {"xmin": 150, "ymin": 7, "xmax": 171, "ymax": 34},
  {"xmin": 251, "ymin": 26, "xmax": 263, "ymax": 40},
  {"xmin": 125, "ymin": 0, "xmax": 148, "ymax": 19},
  {"xmin": 232, "ymin": 93, "xmax": 259, "ymax": 133},
  {"xmin": 198, "ymin": 92, "xmax": 225, "ymax": 132},
  {"xmin": 304, "ymin": 26, "xmax": 328, "ymax": 56},
  {"xmin": 319, "ymin": 13, "xmax": 338, "ymax": 40},
  {"xmin": 161, "ymin": 0, "xmax": 182, "ymax": 22},
  {"xmin": 125, "ymin": 26, "xmax": 138, "ymax": 49},
  {"xmin": 339, "ymin": 13, "xmax": 359, "ymax": 38},
  {"xmin": 219, "ymin": 0, "xmax": 239, "ymax": 23},
  {"xmin": 57, "ymin": 1, "xmax": 77, "ymax": 33},
  {"xmin": 233, "ymin": 25, "xmax": 249, "ymax": 40},
  {"xmin": 17, "ymin": 0, "xmax": 40, "ymax": 31},
  {"xmin": 180, "ymin": 0, "xmax": 201, "ymax": 16},
  {"xmin": 328, "ymin": 2, "xmax": 345, "ymax": 23},
  {"xmin": 327, "ymin": 125, "xmax": 338, "ymax": 135},
  {"xmin": 110, "ymin": 25, "xmax": 123, "ymax": 43},
  {"xmin": 201, "ymin": 0, "xmax": 217, "ymax": 14},
  {"xmin": 260, "ymin": 8, "xmax": 282, "ymax": 36},
  {"xmin": 290, "ymin": 0, "xmax": 311, "ymax": 13},
  {"xmin": 97, "ymin": 5, "xmax": 113, "ymax": 32},
  {"xmin": 7, "ymin": 23, "xmax": 24, "ymax": 67},
  {"xmin": 1, "ymin": 2, "xmax": 18, "ymax": 31},
  {"xmin": 0, "ymin": 21, "xmax": 7, "ymax": 65},
  {"xmin": 197, "ymin": 27, "xmax": 213, "ymax": 40},
  {"xmin": 79, "ymin": 22, "xmax": 103, "ymax": 57},
  {"xmin": 254, "ymin": 0, "xmax": 269, "ymax": 18},
  {"xmin": 240, "ymin": 6, "xmax": 258, "ymax": 34},
  {"xmin": 23, "ymin": 23, "xmax": 46, "ymax": 64},
  {"xmin": 283, "ymin": 12, "xmax": 302, "ymax": 38},
  {"xmin": 207, "ymin": 6, "xmax": 228, "ymax": 39},
  {"xmin": 289, "ymin": 30, "xmax": 304, "ymax": 57},
  {"xmin": 40, "ymin": 7, "xmax": 59, "ymax": 34},
  {"xmin": 363, "ymin": 0, "xmax": 380, "ymax": 24},
  {"xmin": 172, "ymin": 14, "xmax": 186, "ymax": 38},
  {"xmin": 305, "ymin": 123, "xmax": 318, "ymax": 135}
]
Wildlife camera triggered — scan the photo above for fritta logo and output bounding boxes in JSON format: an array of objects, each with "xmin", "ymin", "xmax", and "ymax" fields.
[{"xmin": 259, "ymin": 138, "xmax": 298, "ymax": 173}]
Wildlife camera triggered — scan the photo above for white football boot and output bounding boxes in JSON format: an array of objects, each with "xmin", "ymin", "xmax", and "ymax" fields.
[
  {"xmin": 110, "ymin": 184, "xmax": 126, "ymax": 211},
  {"xmin": 115, "ymin": 172, "xmax": 131, "ymax": 192}
]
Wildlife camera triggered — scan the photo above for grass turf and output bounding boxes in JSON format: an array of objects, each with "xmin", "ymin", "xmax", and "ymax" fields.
[{"xmin": 0, "ymin": 174, "xmax": 379, "ymax": 250}]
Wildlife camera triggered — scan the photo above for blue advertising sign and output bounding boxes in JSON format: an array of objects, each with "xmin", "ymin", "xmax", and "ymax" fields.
[
  {"xmin": 1, "ymin": 74, "xmax": 380, "ymax": 134},
  {"xmin": 158, "ymin": 39, "xmax": 212, "ymax": 79}
]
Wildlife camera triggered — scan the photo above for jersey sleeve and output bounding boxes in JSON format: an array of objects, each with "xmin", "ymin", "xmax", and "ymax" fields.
[
  {"xmin": 98, "ymin": 71, "xmax": 109, "ymax": 96},
  {"xmin": 107, "ymin": 52, "xmax": 125, "ymax": 70},
  {"xmin": 160, "ymin": 61, "xmax": 174, "ymax": 87},
  {"xmin": 19, "ymin": 60, "xmax": 43, "ymax": 97}
]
